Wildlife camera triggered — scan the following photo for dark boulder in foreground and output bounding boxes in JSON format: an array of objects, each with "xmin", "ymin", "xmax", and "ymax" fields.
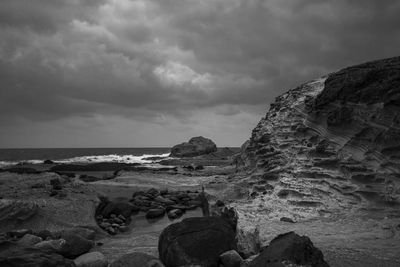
[
  {"xmin": 158, "ymin": 216, "xmax": 236, "ymax": 267},
  {"xmin": 170, "ymin": 136, "xmax": 217, "ymax": 157},
  {"xmin": 249, "ymin": 232, "xmax": 329, "ymax": 267}
]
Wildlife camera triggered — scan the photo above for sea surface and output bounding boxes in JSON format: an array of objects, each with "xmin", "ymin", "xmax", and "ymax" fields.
[{"xmin": 0, "ymin": 147, "xmax": 172, "ymax": 167}]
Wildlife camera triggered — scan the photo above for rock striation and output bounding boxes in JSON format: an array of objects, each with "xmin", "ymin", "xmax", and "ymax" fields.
[
  {"xmin": 236, "ymin": 56, "xmax": 400, "ymax": 218},
  {"xmin": 170, "ymin": 136, "xmax": 217, "ymax": 157}
]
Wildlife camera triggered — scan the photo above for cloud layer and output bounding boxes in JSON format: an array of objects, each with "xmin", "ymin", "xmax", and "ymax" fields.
[{"xmin": 0, "ymin": 0, "xmax": 399, "ymax": 147}]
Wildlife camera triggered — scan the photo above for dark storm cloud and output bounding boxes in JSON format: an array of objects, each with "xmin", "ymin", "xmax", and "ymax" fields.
[{"xmin": 0, "ymin": 0, "xmax": 399, "ymax": 147}]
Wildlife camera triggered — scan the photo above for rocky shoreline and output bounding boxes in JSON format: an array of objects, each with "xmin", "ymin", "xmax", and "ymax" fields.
[{"xmin": 1, "ymin": 57, "xmax": 400, "ymax": 266}]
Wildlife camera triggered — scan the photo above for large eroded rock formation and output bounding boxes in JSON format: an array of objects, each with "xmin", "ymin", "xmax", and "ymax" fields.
[{"xmin": 236, "ymin": 56, "xmax": 400, "ymax": 218}]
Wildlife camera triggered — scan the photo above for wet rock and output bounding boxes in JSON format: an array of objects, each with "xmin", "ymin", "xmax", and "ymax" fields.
[
  {"xmin": 170, "ymin": 136, "xmax": 217, "ymax": 157},
  {"xmin": 110, "ymin": 252, "xmax": 162, "ymax": 267},
  {"xmin": 220, "ymin": 250, "xmax": 243, "ymax": 267},
  {"xmin": 74, "ymin": 251, "xmax": 108, "ymax": 267},
  {"xmin": 158, "ymin": 217, "xmax": 237, "ymax": 267},
  {"xmin": 18, "ymin": 234, "xmax": 43, "ymax": 246},
  {"xmin": 146, "ymin": 208, "xmax": 165, "ymax": 219},
  {"xmin": 248, "ymin": 232, "xmax": 329, "ymax": 267}
]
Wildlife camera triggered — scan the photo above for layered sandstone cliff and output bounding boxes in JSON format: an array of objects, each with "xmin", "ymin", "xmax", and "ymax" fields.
[{"xmin": 235, "ymin": 56, "xmax": 400, "ymax": 218}]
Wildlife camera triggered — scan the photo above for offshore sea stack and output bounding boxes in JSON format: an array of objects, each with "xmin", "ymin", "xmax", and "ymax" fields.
[
  {"xmin": 170, "ymin": 136, "xmax": 217, "ymax": 157},
  {"xmin": 235, "ymin": 56, "xmax": 400, "ymax": 216}
]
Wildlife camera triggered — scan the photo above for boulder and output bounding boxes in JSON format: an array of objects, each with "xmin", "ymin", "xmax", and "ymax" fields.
[
  {"xmin": 43, "ymin": 159, "xmax": 55, "ymax": 164},
  {"xmin": 170, "ymin": 136, "xmax": 217, "ymax": 157},
  {"xmin": 146, "ymin": 208, "xmax": 165, "ymax": 219},
  {"xmin": 110, "ymin": 252, "xmax": 164, "ymax": 267},
  {"xmin": 158, "ymin": 217, "xmax": 237, "ymax": 267},
  {"xmin": 74, "ymin": 251, "xmax": 108, "ymax": 267},
  {"xmin": 219, "ymin": 250, "xmax": 243, "ymax": 267},
  {"xmin": 248, "ymin": 232, "xmax": 329, "ymax": 267},
  {"xmin": 61, "ymin": 234, "xmax": 94, "ymax": 258}
]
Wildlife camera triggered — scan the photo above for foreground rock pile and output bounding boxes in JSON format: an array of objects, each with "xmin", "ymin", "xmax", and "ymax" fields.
[
  {"xmin": 235, "ymin": 56, "xmax": 400, "ymax": 218},
  {"xmin": 157, "ymin": 206, "xmax": 329, "ymax": 267},
  {"xmin": 0, "ymin": 227, "xmax": 106, "ymax": 267}
]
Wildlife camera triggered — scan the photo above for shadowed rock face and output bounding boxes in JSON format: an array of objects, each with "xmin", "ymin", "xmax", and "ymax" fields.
[
  {"xmin": 170, "ymin": 136, "xmax": 218, "ymax": 157},
  {"xmin": 236, "ymin": 56, "xmax": 400, "ymax": 218}
]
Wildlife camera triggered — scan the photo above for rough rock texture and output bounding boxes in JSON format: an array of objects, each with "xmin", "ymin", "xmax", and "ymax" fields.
[
  {"xmin": 74, "ymin": 251, "xmax": 108, "ymax": 267},
  {"xmin": 110, "ymin": 252, "xmax": 163, "ymax": 267},
  {"xmin": 0, "ymin": 244, "xmax": 75, "ymax": 267},
  {"xmin": 170, "ymin": 136, "xmax": 217, "ymax": 157},
  {"xmin": 236, "ymin": 56, "xmax": 400, "ymax": 218},
  {"xmin": 0, "ymin": 172, "xmax": 100, "ymax": 233},
  {"xmin": 248, "ymin": 232, "xmax": 329, "ymax": 267},
  {"xmin": 158, "ymin": 216, "xmax": 237, "ymax": 267}
]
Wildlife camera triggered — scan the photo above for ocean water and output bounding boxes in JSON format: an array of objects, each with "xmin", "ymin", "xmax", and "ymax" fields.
[{"xmin": 0, "ymin": 148, "xmax": 171, "ymax": 167}]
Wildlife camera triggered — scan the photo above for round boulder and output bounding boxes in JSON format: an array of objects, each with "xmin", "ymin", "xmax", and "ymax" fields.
[
  {"xmin": 170, "ymin": 136, "xmax": 217, "ymax": 157},
  {"xmin": 158, "ymin": 217, "xmax": 237, "ymax": 267}
]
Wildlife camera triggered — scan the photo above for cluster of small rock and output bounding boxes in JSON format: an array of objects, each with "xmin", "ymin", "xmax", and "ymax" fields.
[
  {"xmin": 95, "ymin": 188, "xmax": 206, "ymax": 235},
  {"xmin": 96, "ymin": 213, "xmax": 129, "ymax": 235},
  {"xmin": 130, "ymin": 188, "xmax": 204, "ymax": 220}
]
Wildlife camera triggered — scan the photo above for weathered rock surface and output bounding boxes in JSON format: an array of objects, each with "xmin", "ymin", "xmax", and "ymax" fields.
[
  {"xmin": 248, "ymin": 232, "xmax": 329, "ymax": 267},
  {"xmin": 110, "ymin": 252, "xmax": 164, "ymax": 267},
  {"xmin": 74, "ymin": 251, "xmax": 108, "ymax": 267},
  {"xmin": 0, "ymin": 247, "xmax": 75, "ymax": 267},
  {"xmin": 236, "ymin": 56, "xmax": 400, "ymax": 218},
  {"xmin": 0, "ymin": 172, "xmax": 99, "ymax": 234},
  {"xmin": 170, "ymin": 136, "xmax": 217, "ymax": 157},
  {"xmin": 158, "ymin": 216, "xmax": 237, "ymax": 267}
]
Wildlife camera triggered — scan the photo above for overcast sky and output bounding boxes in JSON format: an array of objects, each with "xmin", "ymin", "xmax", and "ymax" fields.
[{"xmin": 0, "ymin": 0, "xmax": 399, "ymax": 148}]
